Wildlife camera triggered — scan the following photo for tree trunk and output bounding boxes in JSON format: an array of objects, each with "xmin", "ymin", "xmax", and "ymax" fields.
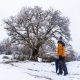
[{"xmin": 31, "ymin": 48, "xmax": 39, "ymax": 61}]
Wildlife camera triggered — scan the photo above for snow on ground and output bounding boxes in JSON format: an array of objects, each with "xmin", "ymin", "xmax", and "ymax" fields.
[{"xmin": 0, "ymin": 54, "xmax": 80, "ymax": 80}]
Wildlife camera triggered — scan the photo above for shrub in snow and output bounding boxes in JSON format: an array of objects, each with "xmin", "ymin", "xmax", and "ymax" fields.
[
  {"xmin": 16, "ymin": 55, "xmax": 27, "ymax": 61},
  {"xmin": 2, "ymin": 56, "xmax": 9, "ymax": 59},
  {"xmin": 6, "ymin": 50, "xmax": 12, "ymax": 55}
]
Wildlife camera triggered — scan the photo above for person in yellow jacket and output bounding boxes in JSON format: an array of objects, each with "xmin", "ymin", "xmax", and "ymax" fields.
[{"xmin": 56, "ymin": 36, "xmax": 68, "ymax": 76}]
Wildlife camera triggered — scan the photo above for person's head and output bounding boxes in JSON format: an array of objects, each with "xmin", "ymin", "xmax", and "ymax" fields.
[
  {"xmin": 58, "ymin": 36, "xmax": 65, "ymax": 46},
  {"xmin": 58, "ymin": 36, "xmax": 63, "ymax": 41}
]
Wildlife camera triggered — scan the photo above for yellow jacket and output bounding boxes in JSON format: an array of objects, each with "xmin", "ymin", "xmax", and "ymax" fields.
[{"xmin": 57, "ymin": 41, "xmax": 66, "ymax": 57}]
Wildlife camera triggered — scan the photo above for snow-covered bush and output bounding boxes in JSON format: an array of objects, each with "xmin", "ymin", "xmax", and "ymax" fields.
[{"xmin": 2, "ymin": 56, "xmax": 10, "ymax": 59}]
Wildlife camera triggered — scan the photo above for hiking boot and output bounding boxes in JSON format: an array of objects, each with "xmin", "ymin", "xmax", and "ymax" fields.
[
  {"xmin": 64, "ymin": 73, "xmax": 68, "ymax": 76},
  {"xmin": 57, "ymin": 72, "xmax": 62, "ymax": 75}
]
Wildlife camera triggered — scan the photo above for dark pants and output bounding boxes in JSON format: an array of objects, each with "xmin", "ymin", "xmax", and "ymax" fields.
[
  {"xmin": 55, "ymin": 59, "xmax": 59, "ymax": 73},
  {"xmin": 59, "ymin": 56, "xmax": 68, "ymax": 75}
]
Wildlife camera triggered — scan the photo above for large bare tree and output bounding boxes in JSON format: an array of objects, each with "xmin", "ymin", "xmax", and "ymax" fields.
[{"xmin": 4, "ymin": 6, "xmax": 71, "ymax": 60}]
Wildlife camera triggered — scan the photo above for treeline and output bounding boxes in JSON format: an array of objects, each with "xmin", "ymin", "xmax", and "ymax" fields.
[{"xmin": 0, "ymin": 38, "xmax": 76, "ymax": 62}]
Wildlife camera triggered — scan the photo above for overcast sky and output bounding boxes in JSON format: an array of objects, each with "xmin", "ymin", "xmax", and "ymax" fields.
[{"xmin": 0, "ymin": 0, "xmax": 80, "ymax": 52}]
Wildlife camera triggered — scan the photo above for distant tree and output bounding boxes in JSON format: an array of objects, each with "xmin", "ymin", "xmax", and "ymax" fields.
[
  {"xmin": 0, "ymin": 38, "xmax": 12, "ymax": 54},
  {"xmin": 4, "ymin": 6, "xmax": 71, "ymax": 60}
]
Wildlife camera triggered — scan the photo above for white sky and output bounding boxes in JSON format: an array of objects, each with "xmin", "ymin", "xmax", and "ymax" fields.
[{"xmin": 0, "ymin": 0, "xmax": 80, "ymax": 52}]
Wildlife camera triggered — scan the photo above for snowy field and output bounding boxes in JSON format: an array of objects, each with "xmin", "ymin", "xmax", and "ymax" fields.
[{"xmin": 0, "ymin": 55, "xmax": 80, "ymax": 80}]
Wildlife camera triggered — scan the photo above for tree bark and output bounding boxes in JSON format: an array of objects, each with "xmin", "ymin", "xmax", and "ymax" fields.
[{"xmin": 31, "ymin": 48, "xmax": 39, "ymax": 60}]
